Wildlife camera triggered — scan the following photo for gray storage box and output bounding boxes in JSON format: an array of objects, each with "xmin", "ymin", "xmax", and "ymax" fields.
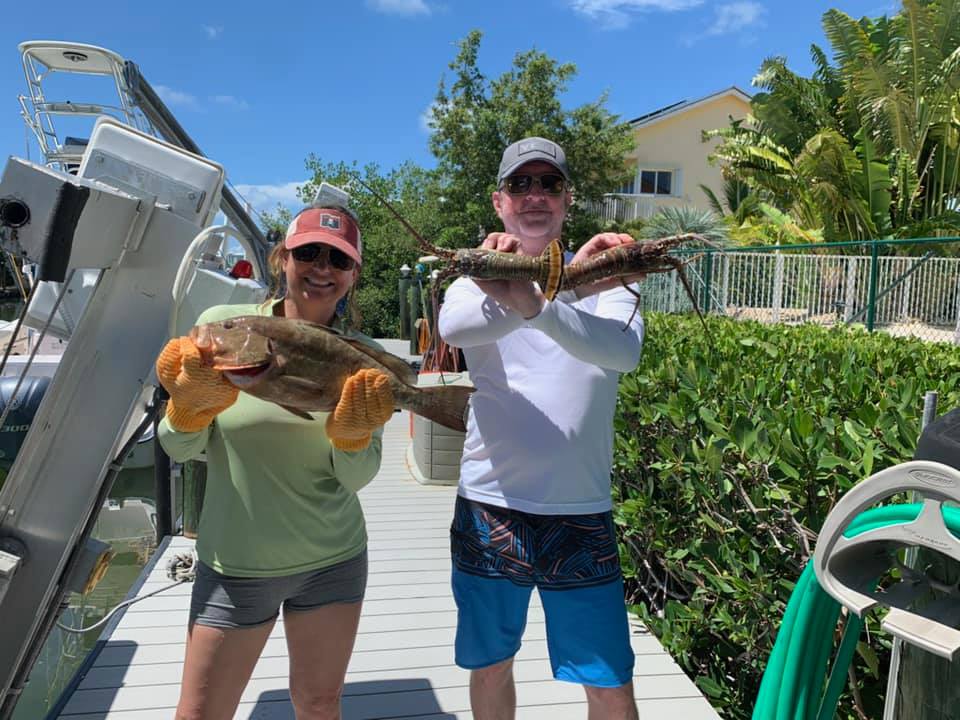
[{"xmin": 407, "ymin": 372, "xmax": 471, "ymax": 486}]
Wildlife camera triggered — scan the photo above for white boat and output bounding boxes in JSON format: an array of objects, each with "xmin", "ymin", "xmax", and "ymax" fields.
[{"xmin": 0, "ymin": 40, "xmax": 270, "ymax": 719}]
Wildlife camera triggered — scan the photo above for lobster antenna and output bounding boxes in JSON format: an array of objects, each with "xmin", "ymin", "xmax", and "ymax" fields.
[{"xmin": 351, "ymin": 175, "xmax": 436, "ymax": 255}]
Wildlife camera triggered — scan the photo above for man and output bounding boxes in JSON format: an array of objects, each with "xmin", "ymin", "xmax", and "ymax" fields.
[{"xmin": 438, "ymin": 136, "xmax": 643, "ymax": 720}]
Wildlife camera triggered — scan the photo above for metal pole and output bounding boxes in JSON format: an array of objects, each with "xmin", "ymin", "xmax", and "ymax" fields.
[
  {"xmin": 701, "ymin": 249, "xmax": 714, "ymax": 314},
  {"xmin": 866, "ymin": 240, "xmax": 880, "ymax": 331},
  {"xmin": 153, "ymin": 408, "xmax": 172, "ymax": 544},
  {"xmin": 398, "ymin": 265, "xmax": 411, "ymax": 340},
  {"xmin": 883, "ymin": 390, "xmax": 938, "ymax": 720},
  {"xmin": 409, "ymin": 278, "xmax": 421, "ymax": 356}
]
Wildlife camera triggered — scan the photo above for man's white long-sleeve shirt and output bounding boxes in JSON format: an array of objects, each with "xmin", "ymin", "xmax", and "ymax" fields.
[{"xmin": 438, "ymin": 279, "xmax": 644, "ymax": 515}]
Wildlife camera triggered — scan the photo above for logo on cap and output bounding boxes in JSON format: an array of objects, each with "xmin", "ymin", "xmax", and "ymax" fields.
[
  {"xmin": 320, "ymin": 214, "xmax": 341, "ymax": 230},
  {"xmin": 518, "ymin": 139, "xmax": 556, "ymax": 158}
]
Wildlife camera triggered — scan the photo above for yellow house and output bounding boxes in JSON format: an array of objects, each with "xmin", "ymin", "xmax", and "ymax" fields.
[{"xmin": 594, "ymin": 86, "xmax": 752, "ymax": 222}]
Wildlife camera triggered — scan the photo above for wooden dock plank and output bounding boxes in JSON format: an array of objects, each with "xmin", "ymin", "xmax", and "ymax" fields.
[{"xmin": 57, "ymin": 411, "xmax": 719, "ymax": 719}]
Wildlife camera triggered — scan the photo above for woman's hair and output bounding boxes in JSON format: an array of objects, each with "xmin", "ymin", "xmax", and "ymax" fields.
[{"xmin": 264, "ymin": 205, "xmax": 363, "ymax": 329}]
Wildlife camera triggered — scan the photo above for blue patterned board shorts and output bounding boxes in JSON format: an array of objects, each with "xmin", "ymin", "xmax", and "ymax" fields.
[{"xmin": 450, "ymin": 496, "xmax": 634, "ymax": 687}]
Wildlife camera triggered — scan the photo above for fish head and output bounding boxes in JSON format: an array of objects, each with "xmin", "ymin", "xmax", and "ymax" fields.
[{"xmin": 189, "ymin": 317, "xmax": 277, "ymax": 390}]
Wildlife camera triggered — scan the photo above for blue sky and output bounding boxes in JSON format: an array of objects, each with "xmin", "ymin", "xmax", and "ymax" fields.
[{"xmin": 2, "ymin": 0, "xmax": 894, "ymax": 219}]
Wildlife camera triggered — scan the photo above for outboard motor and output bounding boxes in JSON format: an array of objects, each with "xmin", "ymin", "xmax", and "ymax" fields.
[{"xmin": 0, "ymin": 376, "xmax": 50, "ymax": 484}]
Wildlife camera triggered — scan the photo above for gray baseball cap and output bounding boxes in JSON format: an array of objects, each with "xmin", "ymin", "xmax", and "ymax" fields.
[{"xmin": 497, "ymin": 136, "xmax": 571, "ymax": 183}]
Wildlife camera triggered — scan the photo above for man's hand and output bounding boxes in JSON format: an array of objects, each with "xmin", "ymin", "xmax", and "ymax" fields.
[
  {"xmin": 473, "ymin": 232, "xmax": 546, "ymax": 319},
  {"xmin": 570, "ymin": 233, "xmax": 646, "ymax": 299}
]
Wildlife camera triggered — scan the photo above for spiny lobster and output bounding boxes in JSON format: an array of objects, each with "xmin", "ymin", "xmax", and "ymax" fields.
[{"xmin": 353, "ymin": 177, "xmax": 711, "ymax": 333}]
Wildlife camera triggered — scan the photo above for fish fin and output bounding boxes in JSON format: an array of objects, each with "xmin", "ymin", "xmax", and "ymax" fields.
[
  {"xmin": 406, "ymin": 385, "xmax": 475, "ymax": 433},
  {"xmin": 542, "ymin": 238, "xmax": 564, "ymax": 301},
  {"xmin": 339, "ymin": 338, "xmax": 418, "ymax": 386},
  {"xmin": 288, "ymin": 318, "xmax": 417, "ymax": 385},
  {"xmin": 281, "ymin": 404, "xmax": 315, "ymax": 421},
  {"xmin": 290, "ymin": 319, "xmax": 344, "ymax": 336}
]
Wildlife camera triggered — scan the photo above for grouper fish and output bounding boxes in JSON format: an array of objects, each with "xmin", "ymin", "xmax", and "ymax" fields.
[{"xmin": 190, "ymin": 315, "xmax": 473, "ymax": 432}]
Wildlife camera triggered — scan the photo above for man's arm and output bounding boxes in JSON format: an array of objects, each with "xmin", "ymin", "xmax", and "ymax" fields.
[
  {"xmin": 526, "ymin": 286, "xmax": 644, "ymax": 372},
  {"xmin": 438, "ymin": 278, "xmax": 526, "ymax": 348}
]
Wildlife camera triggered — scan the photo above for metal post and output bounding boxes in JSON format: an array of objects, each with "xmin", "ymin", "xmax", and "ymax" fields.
[
  {"xmin": 398, "ymin": 264, "xmax": 411, "ymax": 340},
  {"xmin": 409, "ymin": 277, "xmax": 421, "ymax": 356},
  {"xmin": 772, "ymin": 252, "xmax": 784, "ymax": 323},
  {"xmin": 953, "ymin": 270, "xmax": 960, "ymax": 345},
  {"xmin": 701, "ymin": 249, "xmax": 714, "ymax": 315},
  {"xmin": 721, "ymin": 252, "xmax": 730, "ymax": 317},
  {"xmin": 845, "ymin": 257, "xmax": 858, "ymax": 323},
  {"xmin": 153, "ymin": 392, "xmax": 172, "ymax": 544},
  {"xmin": 866, "ymin": 240, "xmax": 880, "ymax": 331},
  {"xmin": 883, "ymin": 391, "xmax": 938, "ymax": 720}
]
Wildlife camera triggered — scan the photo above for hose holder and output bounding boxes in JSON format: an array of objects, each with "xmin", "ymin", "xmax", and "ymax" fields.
[{"xmin": 813, "ymin": 460, "xmax": 960, "ymax": 659}]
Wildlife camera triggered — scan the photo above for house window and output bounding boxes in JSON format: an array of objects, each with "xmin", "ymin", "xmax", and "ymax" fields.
[
  {"xmin": 639, "ymin": 170, "xmax": 673, "ymax": 196},
  {"xmin": 614, "ymin": 177, "xmax": 636, "ymax": 194}
]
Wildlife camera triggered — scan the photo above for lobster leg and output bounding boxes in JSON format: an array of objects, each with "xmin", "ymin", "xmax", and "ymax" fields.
[
  {"xmin": 619, "ymin": 278, "xmax": 643, "ymax": 332},
  {"xmin": 665, "ymin": 255, "xmax": 713, "ymax": 343}
]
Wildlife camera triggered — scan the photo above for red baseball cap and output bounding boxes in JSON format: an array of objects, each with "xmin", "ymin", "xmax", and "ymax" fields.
[{"xmin": 284, "ymin": 207, "xmax": 362, "ymax": 265}]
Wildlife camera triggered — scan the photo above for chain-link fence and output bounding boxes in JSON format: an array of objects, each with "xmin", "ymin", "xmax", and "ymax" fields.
[{"xmin": 639, "ymin": 237, "xmax": 960, "ymax": 344}]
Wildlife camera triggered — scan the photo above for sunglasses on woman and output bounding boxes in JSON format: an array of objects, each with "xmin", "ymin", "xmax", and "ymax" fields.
[
  {"xmin": 500, "ymin": 173, "xmax": 567, "ymax": 196},
  {"xmin": 290, "ymin": 244, "xmax": 356, "ymax": 271}
]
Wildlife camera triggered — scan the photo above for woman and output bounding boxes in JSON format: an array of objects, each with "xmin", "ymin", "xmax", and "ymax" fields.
[{"xmin": 156, "ymin": 205, "xmax": 393, "ymax": 720}]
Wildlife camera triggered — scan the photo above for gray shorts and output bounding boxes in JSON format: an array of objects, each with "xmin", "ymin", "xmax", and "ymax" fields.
[{"xmin": 189, "ymin": 550, "xmax": 368, "ymax": 629}]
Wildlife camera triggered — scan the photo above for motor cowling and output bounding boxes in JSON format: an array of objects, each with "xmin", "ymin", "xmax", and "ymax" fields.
[{"xmin": 0, "ymin": 376, "xmax": 50, "ymax": 475}]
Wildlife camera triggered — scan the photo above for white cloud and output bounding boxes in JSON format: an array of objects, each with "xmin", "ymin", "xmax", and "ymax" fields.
[
  {"xmin": 212, "ymin": 94, "xmax": 249, "ymax": 110},
  {"xmin": 233, "ymin": 181, "xmax": 307, "ymax": 217},
  {"xmin": 569, "ymin": 0, "xmax": 703, "ymax": 29},
  {"xmin": 705, "ymin": 1, "xmax": 764, "ymax": 36},
  {"xmin": 202, "ymin": 24, "xmax": 224, "ymax": 39},
  {"xmin": 367, "ymin": 0, "xmax": 431, "ymax": 15},
  {"xmin": 419, "ymin": 101, "xmax": 439, "ymax": 133},
  {"xmin": 154, "ymin": 85, "xmax": 197, "ymax": 108}
]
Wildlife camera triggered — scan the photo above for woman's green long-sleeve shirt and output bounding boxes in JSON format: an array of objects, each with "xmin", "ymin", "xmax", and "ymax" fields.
[{"xmin": 157, "ymin": 301, "xmax": 383, "ymax": 577}]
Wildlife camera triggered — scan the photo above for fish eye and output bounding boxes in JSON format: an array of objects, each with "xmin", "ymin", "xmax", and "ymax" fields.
[{"xmin": 223, "ymin": 320, "xmax": 234, "ymax": 330}]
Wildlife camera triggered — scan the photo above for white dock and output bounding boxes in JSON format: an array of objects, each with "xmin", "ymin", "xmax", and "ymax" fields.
[{"xmin": 55, "ymin": 410, "xmax": 720, "ymax": 719}]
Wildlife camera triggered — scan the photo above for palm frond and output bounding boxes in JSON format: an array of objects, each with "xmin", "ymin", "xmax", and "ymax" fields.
[{"xmin": 642, "ymin": 206, "xmax": 728, "ymax": 245}]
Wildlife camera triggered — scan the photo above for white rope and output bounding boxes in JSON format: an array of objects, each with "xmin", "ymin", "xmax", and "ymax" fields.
[{"xmin": 165, "ymin": 548, "xmax": 198, "ymax": 582}]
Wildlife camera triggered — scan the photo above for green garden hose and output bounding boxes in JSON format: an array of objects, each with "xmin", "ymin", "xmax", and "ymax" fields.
[{"xmin": 752, "ymin": 503, "xmax": 960, "ymax": 719}]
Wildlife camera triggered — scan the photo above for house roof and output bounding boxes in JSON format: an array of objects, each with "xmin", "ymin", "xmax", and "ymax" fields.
[{"xmin": 628, "ymin": 86, "xmax": 752, "ymax": 128}]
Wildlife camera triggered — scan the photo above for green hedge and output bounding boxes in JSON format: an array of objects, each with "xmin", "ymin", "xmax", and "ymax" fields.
[{"xmin": 613, "ymin": 314, "xmax": 960, "ymax": 718}]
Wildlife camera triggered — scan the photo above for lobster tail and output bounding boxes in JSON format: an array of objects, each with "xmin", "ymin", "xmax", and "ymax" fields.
[{"xmin": 540, "ymin": 239, "xmax": 564, "ymax": 301}]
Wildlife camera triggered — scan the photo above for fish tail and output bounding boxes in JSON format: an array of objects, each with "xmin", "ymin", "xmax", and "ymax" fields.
[
  {"xmin": 541, "ymin": 238, "xmax": 564, "ymax": 301},
  {"xmin": 402, "ymin": 384, "xmax": 474, "ymax": 433}
]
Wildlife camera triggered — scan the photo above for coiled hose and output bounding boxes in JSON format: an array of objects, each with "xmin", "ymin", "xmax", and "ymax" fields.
[{"xmin": 753, "ymin": 503, "xmax": 960, "ymax": 719}]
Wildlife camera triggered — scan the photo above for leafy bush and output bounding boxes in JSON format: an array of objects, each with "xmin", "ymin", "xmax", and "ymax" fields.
[{"xmin": 613, "ymin": 314, "xmax": 960, "ymax": 718}]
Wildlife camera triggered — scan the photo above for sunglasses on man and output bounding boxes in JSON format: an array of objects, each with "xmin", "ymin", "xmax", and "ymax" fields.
[
  {"xmin": 290, "ymin": 243, "xmax": 357, "ymax": 271},
  {"xmin": 500, "ymin": 173, "xmax": 568, "ymax": 196}
]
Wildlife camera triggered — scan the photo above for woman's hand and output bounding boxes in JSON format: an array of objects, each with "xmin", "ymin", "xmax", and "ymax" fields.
[
  {"xmin": 326, "ymin": 369, "xmax": 395, "ymax": 451},
  {"xmin": 156, "ymin": 337, "xmax": 239, "ymax": 432}
]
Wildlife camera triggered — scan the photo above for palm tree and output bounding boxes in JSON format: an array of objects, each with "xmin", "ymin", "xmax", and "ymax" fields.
[
  {"xmin": 707, "ymin": 1, "xmax": 960, "ymax": 244},
  {"xmin": 641, "ymin": 205, "xmax": 728, "ymax": 245}
]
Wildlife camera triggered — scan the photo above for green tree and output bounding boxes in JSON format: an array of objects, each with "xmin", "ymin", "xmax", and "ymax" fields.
[
  {"xmin": 260, "ymin": 158, "xmax": 444, "ymax": 338},
  {"xmin": 706, "ymin": 1, "xmax": 960, "ymax": 246},
  {"xmin": 429, "ymin": 30, "xmax": 635, "ymax": 250}
]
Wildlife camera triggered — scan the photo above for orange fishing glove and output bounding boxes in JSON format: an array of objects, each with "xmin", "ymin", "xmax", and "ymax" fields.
[
  {"xmin": 326, "ymin": 368, "xmax": 395, "ymax": 451},
  {"xmin": 155, "ymin": 337, "xmax": 239, "ymax": 433}
]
